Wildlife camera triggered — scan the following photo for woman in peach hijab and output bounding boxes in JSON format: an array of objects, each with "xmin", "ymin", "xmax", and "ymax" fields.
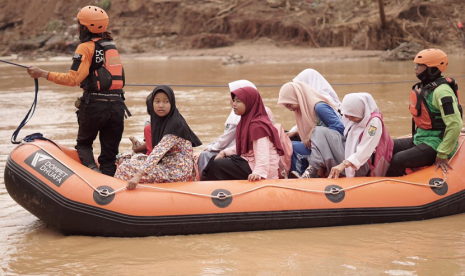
[
  {"xmin": 277, "ymin": 81, "xmax": 344, "ymax": 177},
  {"xmin": 287, "ymin": 68, "xmax": 342, "ymax": 140}
]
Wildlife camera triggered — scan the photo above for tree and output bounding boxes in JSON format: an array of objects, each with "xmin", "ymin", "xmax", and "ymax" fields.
[{"xmin": 378, "ymin": 0, "xmax": 387, "ymax": 29}]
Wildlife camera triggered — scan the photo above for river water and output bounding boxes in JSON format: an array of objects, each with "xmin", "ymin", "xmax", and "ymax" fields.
[{"xmin": 0, "ymin": 56, "xmax": 464, "ymax": 275}]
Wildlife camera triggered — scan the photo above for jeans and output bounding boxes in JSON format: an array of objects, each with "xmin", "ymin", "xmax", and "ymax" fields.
[{"xmin": 290, "ymin": 141, "xmax": 312, "ymax": 175}]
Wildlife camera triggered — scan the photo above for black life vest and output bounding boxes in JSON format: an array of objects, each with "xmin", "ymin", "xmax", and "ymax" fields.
[
  {"xmin": 409, "ymin": 77, "xmax": 462, "ymax": 133},
  {"xmin": 80, "ymin": 38, "xmax": 125, "ymax": 95}
]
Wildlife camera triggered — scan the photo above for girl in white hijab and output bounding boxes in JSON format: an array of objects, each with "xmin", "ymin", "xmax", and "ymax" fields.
[
  {"xmin": 197, "ymin": 80, "xmax": 257, "ymax": 179},
  {"xmin": 293, "ymin": 69, "xmax": 341, "ymax": 107},
  {"xmin": 288, "ymin": 68, "xmax": 341, "ymax": 140},
  {"xmin": 328, "ymin": 93, "xmax": 385, "ymax": 179}
]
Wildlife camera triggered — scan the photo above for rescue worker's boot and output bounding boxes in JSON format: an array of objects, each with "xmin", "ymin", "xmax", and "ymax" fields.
[
  {"xmin": 87, "ymin": 163, "xmax": 102, "ymax": 173},
  {"xmin": 76, "ymin": 145, "xmax": 101, "ymax": 173}
]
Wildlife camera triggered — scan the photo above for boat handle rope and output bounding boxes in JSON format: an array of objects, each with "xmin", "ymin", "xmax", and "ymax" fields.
[
  {"xmin": 21, "ymin": 135, "xmax": 465, "ymax": 200},
  {"xmin": 0, "ymin": 59, "xmax": 40, "ymax": 145}
]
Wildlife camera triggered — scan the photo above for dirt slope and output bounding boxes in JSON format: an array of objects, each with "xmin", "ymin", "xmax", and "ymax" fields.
[{"xmin": 0, "ymin": 0, "xmax": 464, "ymax": 58}]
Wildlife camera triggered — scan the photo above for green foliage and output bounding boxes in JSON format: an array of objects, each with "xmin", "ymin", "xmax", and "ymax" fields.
[
  {"xmin": 98, "ymin": 0, "xmax": 111, "ymax": 11},
  {"xmin": 45, "ymin": 19, "xmax": 65, "ymax": 32}
]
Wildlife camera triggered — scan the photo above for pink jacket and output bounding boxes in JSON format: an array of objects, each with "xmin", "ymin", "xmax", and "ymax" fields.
[{"xmin": 224, "ymin": 137, "xmax": 280, "ymax": 179}]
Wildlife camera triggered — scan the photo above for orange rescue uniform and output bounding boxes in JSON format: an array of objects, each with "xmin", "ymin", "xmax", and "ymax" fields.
[{"xmin": 47, "ymin": 41, "xmax": 95, "ymax": 86}]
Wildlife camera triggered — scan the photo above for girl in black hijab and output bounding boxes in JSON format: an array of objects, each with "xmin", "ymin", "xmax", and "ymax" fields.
[{"xmin": 115, "ymin": 86, "xmax": 201, "ymax": 189}]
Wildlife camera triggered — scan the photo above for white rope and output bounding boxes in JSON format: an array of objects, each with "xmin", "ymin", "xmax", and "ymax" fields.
[
  {"xmin": 22, "ymin": 136, "xmax": 461, "ymax": 200},
  {"xmin": 137, "ymin": 183, "xmax": 330, "ymax": 198},
  {"xmin": 23, "ymin": 142, "xmax": 109, "ymax": 196},
  {"xmin": 139, "ymin": 171, "xmax": 446, "ymax": 198},
  {"xmin": 137, "ymin": 184, "xmax": 226, "ymax": 198}
]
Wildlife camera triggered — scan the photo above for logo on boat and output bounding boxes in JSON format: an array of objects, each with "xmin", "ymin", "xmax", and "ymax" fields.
[
  {"xmin": 25, "ymin": 150, "xmax": 73, "ymax": 187},
  {"xmin": 31, "ymin": 153, "xmax": 52, "ymax": 167}
]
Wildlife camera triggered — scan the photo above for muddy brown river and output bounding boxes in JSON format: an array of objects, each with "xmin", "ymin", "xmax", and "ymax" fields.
[{"xmin": 1, "ymin": 57, "xmax": 464, "ymax": 275}]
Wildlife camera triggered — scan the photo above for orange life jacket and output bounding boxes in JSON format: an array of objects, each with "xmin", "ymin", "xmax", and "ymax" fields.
[
  {"xmin": 80, "ymin": 38, "xmax": 125, "ymax": 95},
  {"xmin": 409, "ymin": 77, "xmax": 462, "ymax": 132}
]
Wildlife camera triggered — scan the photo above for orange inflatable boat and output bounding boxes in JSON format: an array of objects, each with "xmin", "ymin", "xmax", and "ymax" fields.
[{"xmin": 4, "ymin": 135, "xmax": 465, "ymax": 237}]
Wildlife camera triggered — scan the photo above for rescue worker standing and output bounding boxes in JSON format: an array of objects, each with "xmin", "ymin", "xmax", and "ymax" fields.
[
  {"xmin": 27, "ymin": 6, "xmax": 129, "ymax": 176},
  {"xmin": 386, "ymin": 49, "xmax": 462, "ymax": 176}
]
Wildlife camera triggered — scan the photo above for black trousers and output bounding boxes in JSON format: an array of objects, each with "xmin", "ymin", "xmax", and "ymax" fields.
[
  {"xmin": 206, "ymin": 155, "xmax": 252, "ymax": 181},
  {"xmin": 76, "ymin": 100, "xmax": 125, "ymax": 176},
  {"xmin": 385, "ymin": 137, "xmax": 437, "ymax": 177}
]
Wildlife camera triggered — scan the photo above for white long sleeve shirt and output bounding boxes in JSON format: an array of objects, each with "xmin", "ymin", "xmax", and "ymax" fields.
[
  {"xmin": 346, "ymin": 117, "xmax": 383, "ymax": 171},
  {"xmin": 207, "ymin": 124, "xmax": 237, "ymax": 152}
]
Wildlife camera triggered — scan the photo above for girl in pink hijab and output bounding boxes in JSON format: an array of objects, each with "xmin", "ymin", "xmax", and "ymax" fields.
[{"xmin": 206, "ymin": 87, "xmax": 284, "ymax": 181}]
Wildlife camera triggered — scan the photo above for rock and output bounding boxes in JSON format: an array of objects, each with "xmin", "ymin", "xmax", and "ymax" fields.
[
  {"xmin": 45, "ymin": 35, "xmax": 63, "ymax": 46},
  {"xmin": 0, "ymin": 12, "xmax": 22, "ymax": 31},
  {"xmin": 0, "ymin": 19, "xmax": 22, "ymax": 31},
  {"xmin": 267, "ymin": 0, "xmax": 286, "ymax": 8},
  {"xmin": 0, "ymin": 54, "xmax": 18, "ymax": 60},
  {"xmin": 190, "ymin": 33, "xmax": 233, "ymax": 49},
  {"xmin": 10, "ymin": 34, "xmax": 53, "ymax": 51},
  {"xmin": 43, "ymin": 35, "xmax": 69, "ymax": 52},
  {"xmin": 254, "ymin": 37, "xmax": 277, "ymax": 46},
  {"xmin": 128, "ymin": 1, "xmax": 144, "ymax": 12},
  {"xmin": 131, "ymin": 44, "xmax": 145, "ymax": 53},
  {"xmin": 154, "ymin": 37, "xmax": 165, "ymax": 48},
  {"xmin": 380, "ymin": 42, "xmax": 424, "ymax": 61},
  {"xmin": 222, "ymin": 54, "xmax": 247, "ymax": 66}
]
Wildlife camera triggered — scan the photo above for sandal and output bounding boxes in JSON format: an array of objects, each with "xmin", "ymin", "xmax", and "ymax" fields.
[{"xmin": 301, "ymin": 166, "xmax": 319, "ymax": 178}]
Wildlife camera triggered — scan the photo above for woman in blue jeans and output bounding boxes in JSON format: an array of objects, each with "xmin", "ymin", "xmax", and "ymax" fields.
[{"xmin": 278, "ymin": 81, "xmax": 344, "ymax": 176}]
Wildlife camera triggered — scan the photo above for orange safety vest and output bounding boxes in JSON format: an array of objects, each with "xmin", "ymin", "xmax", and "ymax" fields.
[
  {"xmin": 409, "ymin": 77, "xmax": 462, "ymax": 131},
  {"xmin": 80, "ymin": 38, "xmax": 125, "ymax": 95}
]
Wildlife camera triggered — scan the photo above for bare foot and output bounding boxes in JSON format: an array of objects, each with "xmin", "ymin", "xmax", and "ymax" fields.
[{"xmin": 129, "ymin": 136, "xmax": 142, "ymax": 150}]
